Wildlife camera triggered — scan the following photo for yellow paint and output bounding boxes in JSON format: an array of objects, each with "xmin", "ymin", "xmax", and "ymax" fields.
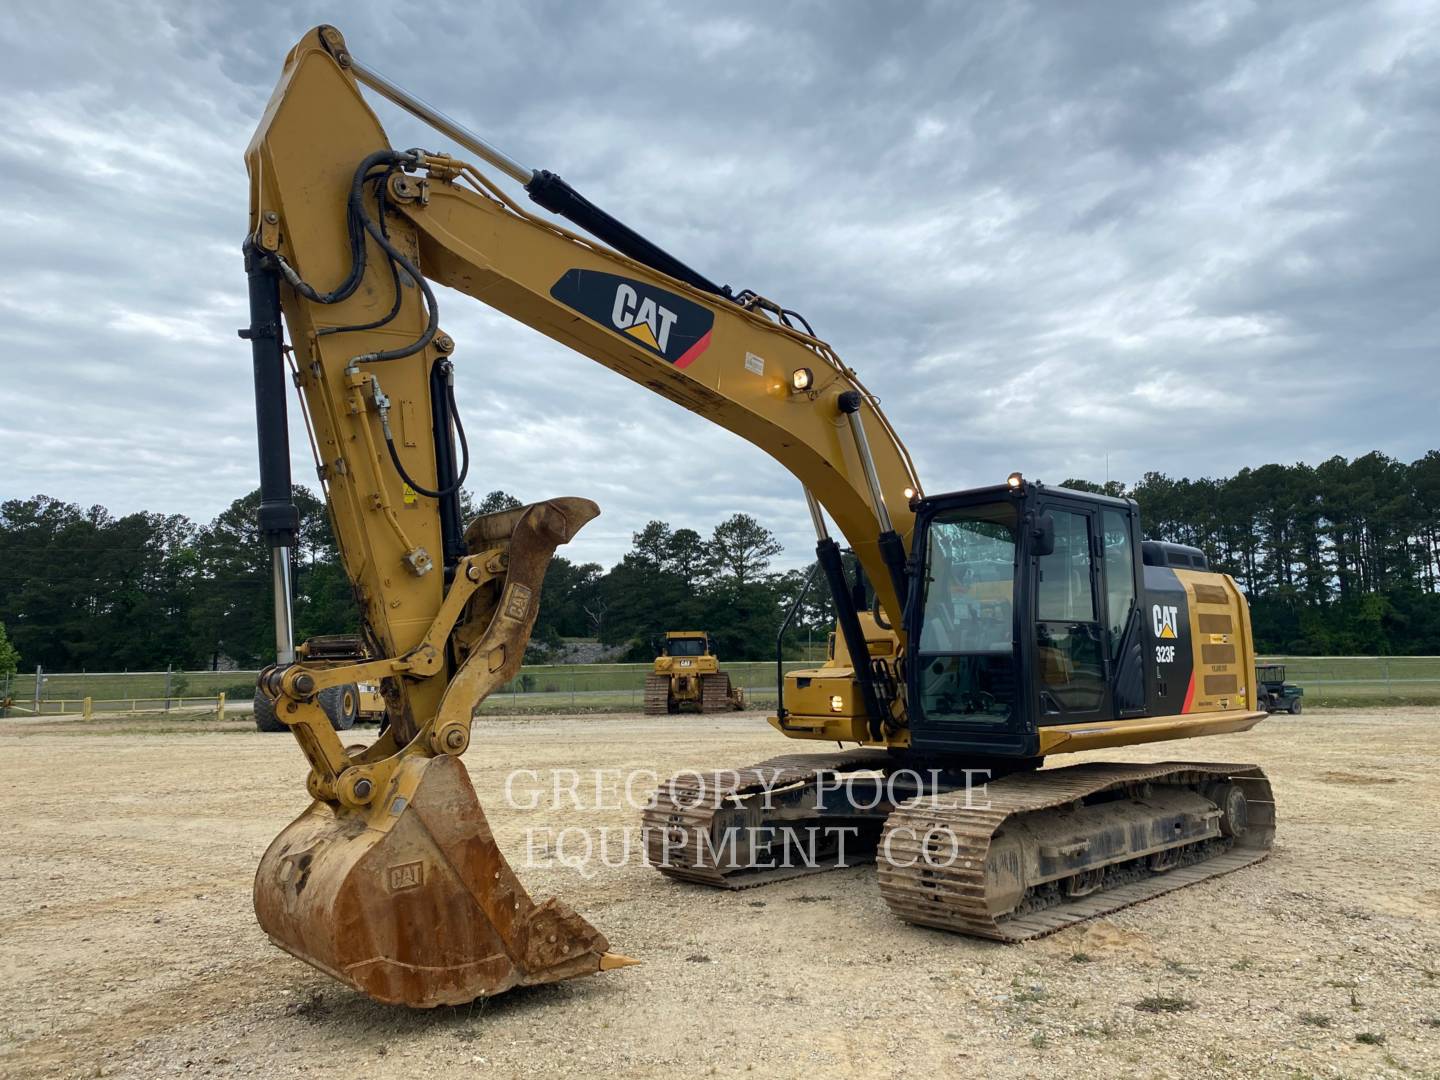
[
  {"xmin": 1037, "ymin": 710, "xmax": 1267, "ymax": 755},
  {"xmin": 624, "ymin": 321, "xmax": 659, "ymax": 349}
]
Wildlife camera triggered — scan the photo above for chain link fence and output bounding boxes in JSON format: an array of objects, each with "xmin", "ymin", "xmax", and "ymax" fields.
[
  {"xmin": 1252, "ymin": 656, "xmax": 1440, "ymax": 705},
  {"xmin": 0, "ymin": 661, "xmax": 820, "ymax": 717},
  {"xmin": 4, "ymin": 655, "xmax": 1439, "ymax": 718}
]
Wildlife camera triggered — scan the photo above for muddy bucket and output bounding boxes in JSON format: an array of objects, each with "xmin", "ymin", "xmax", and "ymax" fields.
[
  {"xmin": 253, "ymin": 497, "xmax": 633, "ymax": 1007},
  {"xmin": 255, "ymin": 753, "xmax": 627, "ymax": 1006}
]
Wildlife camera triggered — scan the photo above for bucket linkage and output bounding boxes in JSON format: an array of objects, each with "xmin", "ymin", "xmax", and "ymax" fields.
[{"xmin": 253, "ymin": 498, "xmax": 635, "ymax": 1007}]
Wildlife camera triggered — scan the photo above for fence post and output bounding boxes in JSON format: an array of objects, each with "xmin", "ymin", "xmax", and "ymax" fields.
[
  {"xmin": 1383, "ymin": 658, "xmax": 1391, "ymax": 697},
  {"xmin": 34, "ymin": 664, "xmax": 42, "ymax": 715},
  {"xmin": 83, "ymin": 696, "xmax": 93, "ymax": 720},
  {"xmin": 164, "ymin": 665, "xmax": 173, "ymax": 713},
  {"xmin": 217, "ymin": 692, "xmax": 226, "ymax": 722}
]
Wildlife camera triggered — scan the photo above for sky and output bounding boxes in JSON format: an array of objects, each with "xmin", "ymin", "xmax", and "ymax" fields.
[{"xmin": 1, "ymin": 0, "xmax": 1436, "ymax": 570}]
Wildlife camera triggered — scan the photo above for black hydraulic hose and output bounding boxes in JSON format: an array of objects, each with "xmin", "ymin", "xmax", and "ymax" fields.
[
  {"xmin": 347, "ymin": 156, "xmax": 440, "ymax": 363},
  {"xmin": 273, "ymin": 151, "xmax": 438, "ymax": 362},
  {"xmin": 780, "ymin": 308, "xmax": 817, "ymax": 337},
  {"xmin": 278, "ymin": 157, "xmax": 387, "ymax": 305},
  {"xmin": 318, "ymin": 168, "xmax": 404, "ymax": 338},
  {"xmin": 382, "ymin": 379, "xmax": 470, "ymax": 499}
]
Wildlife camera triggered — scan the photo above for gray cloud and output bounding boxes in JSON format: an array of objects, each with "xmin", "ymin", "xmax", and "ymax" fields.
[{"xmin": 1, "ymin": 0, "xmax": 1436, "ymax": 569}]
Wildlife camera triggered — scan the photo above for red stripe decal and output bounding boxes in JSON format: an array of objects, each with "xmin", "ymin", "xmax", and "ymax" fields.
[
  {"xmin": 673, "ymin": 330, "xmax": 713, "ymax": 370},
  {"xmin": 1181, "ymin": 672, "xmax": 1196, "ymax": 713}
]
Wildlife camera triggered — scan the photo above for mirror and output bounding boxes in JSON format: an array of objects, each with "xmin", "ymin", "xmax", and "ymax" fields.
[{"xmin": 1033, "ymin": 513, "xmax": 1056, "ymax": 557}]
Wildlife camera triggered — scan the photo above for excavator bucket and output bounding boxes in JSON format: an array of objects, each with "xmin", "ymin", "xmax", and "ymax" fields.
[
  {"xmin": 254, "ymin": 498, "xmax": 635, "ymax": 1007},
  {"xmin": 253, "ymin": 755, "xmax": 620, "ymax": 1005}
]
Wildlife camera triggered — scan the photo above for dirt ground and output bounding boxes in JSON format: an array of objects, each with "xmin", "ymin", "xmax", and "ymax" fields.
[{"xmin": 2, "ymin": 707, "xmax": 1438, "ymax": 1080}]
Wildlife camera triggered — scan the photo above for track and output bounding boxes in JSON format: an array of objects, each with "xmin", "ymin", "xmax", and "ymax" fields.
[
  {"xmin": 642, "ymin": 749, "xmax": 900, "ymax": 887},
  {"xmin": 876, "ymin": 762, "xmax": 1274, "ymax": 941},
  {"xmin": 643, "ymin": 674, "xmax": 671, "ymax": 715},
  {"xmin": 646, "ymin": 755, "xmax": 1273, "ymax": 940},
  {"xmin": 700, "ymin": 673, "xmax": 733, "ymax": 713}
]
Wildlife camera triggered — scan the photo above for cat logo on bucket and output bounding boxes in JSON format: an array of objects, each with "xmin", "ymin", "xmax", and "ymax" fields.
[
  {"xmin": 388, "ymin": 860, "xmax": 424, "ymax": 892},
  {"xmin": 550, "ymin": 269, "xmax": 715, "ymax": 368},
  {"xmin": 1152, "ymin": 604, "xmax": 1181, "ymax": 640}
]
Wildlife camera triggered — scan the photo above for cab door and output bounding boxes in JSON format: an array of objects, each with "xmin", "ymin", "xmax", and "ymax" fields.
[
  {"xmin": 1099, "ymin": 506, "xmax": 1149, "ymax": 715},
  {"xmin": 1031, "ymin": 499, "xmax": 1109, "ymax": 722},
  {"xmin": 905, "ymin": 493, "xmax": 1036, "ymax": 757}
]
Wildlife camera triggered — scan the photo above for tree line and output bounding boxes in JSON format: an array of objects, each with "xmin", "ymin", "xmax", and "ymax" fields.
[
  {"xmin": 1062, "ymin": 450, "xmax": 1440, "ymax": 654},
  {"xmin": 0, "ymin": 487, "xmax": 824, "ymax": 673},
  {"xmin": 2, "ymin": 449, "xmax": 1437, "ymax": 673}
]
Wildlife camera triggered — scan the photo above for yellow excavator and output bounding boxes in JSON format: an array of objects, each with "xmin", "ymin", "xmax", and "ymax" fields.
[
  {"xmin": 244, "ymin": 26, "xmax": 1274, "ymax": 1007},
  {"xmin": 645, "ymin": 631, "xmax": 744, "ymax": 714}
]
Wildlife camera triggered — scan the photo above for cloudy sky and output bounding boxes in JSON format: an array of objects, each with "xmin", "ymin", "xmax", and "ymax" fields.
[{"xmin": 1, "ymin": 0, "xmax": 1436, "ymax": 568}]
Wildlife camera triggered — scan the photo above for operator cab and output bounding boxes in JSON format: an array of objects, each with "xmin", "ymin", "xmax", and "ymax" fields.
[
  {"xmin": 660, "ymin": 633, "xmax": 709, "ymax": 658},
  {"xmin": 904, "ymin": 478, "xmax": 1150, "ymax": 758}
]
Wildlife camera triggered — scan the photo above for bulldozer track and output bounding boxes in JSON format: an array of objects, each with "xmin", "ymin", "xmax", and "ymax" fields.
[
  {"xmin": 700, "ymin": 672, "xmax": 733, "ymax": 713},
  {"xmin": 643, "ymin": 674, "xmax": 671, "ymax": 716},
  {"xmin": 876, "ymin": 761, "xmax": 1274, "ymax": 941}
]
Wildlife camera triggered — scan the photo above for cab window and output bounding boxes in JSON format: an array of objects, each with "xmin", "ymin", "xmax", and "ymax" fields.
[
  {"xmin": 1034, "ymin": 509, "xmax": 1104, "ymax": 714},
  {"xmin": 916, "ymin": 503, "xmax": 1017, "ymax": 723},
  {"xmin": 1036, "ymin": 510, "xmax": 1095, "ymax": 622},
  {"xmin": 1102, "ymin": 509, "xmax": 1136, "ymax": 654},
  {"xmin": 920, "ymin": 506, "xmax": 1017, "ymax": 654}
]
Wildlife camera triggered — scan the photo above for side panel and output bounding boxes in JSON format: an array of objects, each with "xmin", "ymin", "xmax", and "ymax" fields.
[
  {"xmin": 1175, "ymin": 568, "xmax": 1256, "ymax": 713},
  {"xmin": 1143, "ymin": 566, "xmax": 1256, "ymax": 715}
]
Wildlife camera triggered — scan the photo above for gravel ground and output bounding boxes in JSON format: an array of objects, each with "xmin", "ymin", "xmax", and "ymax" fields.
[{"xmin": 2, "ymin": 707, "xmax": 1438, "ymax": 1079}]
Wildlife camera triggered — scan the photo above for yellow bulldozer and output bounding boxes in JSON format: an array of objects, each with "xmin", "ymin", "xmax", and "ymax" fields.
[
  {"xmin": 240, "ymin": 25, "xmax": 1275, "ymax": 1008},
  {"xmin": 644, "ymin": 631, "xmax": 744, "ymax": 714}
]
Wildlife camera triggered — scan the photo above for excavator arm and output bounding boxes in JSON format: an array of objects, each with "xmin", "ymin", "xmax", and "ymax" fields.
[{"xmin": 243, "ymin": 25, "xmax": 920, "ymax": 1007}]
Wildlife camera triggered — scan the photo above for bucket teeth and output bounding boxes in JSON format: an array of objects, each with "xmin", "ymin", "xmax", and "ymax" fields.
[{"xmin": 600, "ymin": 952, "xmax": 641, "ymax": 970}]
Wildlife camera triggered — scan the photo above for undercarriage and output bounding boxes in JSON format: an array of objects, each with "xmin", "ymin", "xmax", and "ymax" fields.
[{"xmin": 643, "ymin": 753, "xmax": 1273, "ymax": 939}]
